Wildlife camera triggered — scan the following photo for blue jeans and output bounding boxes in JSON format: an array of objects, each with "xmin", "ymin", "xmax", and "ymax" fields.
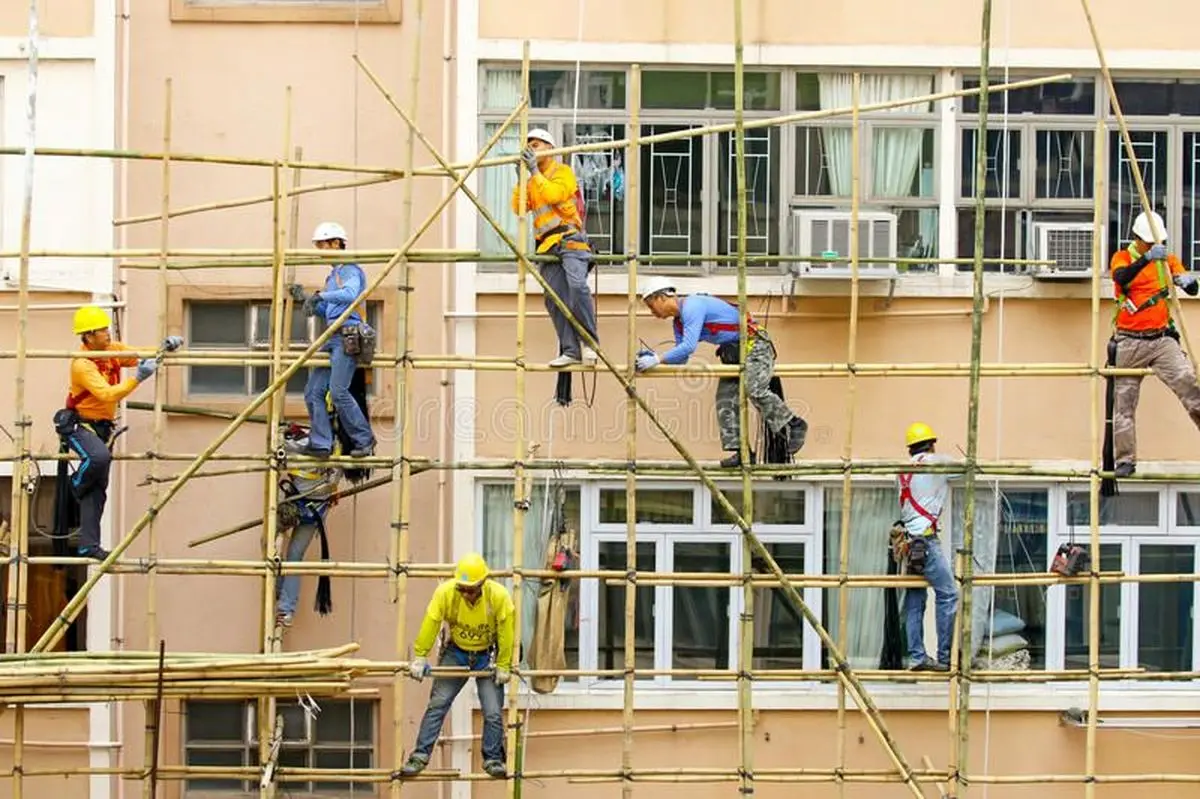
[
  {"xmin": 411, "ymin": 644, "xmax": 505, "ymax": 761},
  {"xmin": 903, "ymin": 534, "xmax": 958, "ymax": 665},
  {"xmin": 274, "ymin": 522, "xmax": 318, "ymax": 616},
  {"xmin": 303, "ymin": 333, "xmax": 374, "ymax": 452}
]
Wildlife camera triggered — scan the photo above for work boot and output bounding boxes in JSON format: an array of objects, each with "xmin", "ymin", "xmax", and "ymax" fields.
[
  {"xmin": 908, "ymin": 656, "xmax": 944, "ymax": 672},
  {"xmin": 1114, "ymin": 462, "xmax": 1136, "ymax": 478},
  {"xmin": 275, "ymin": 611, "xmax": 293, "ymax": 629},
  {"xmin": 301, "ymin": 444, "xmax": 332, "ymax": 459},
  {"xmin": 786, "ymin": 417, "xmax": 808, "ymax": 455},
  {"xmin": 400, "ymin": 753, "xmax": 429, "ymax": 776},
  {"xmin": 719, "ymin": 450, "xmax": 756, "ymax": 468},
  {"xmin": 78, "ymin": 546, "xmax": 110, "ymax": 562},
  {"xmin": 483, "ymin": 759, "xmax": 507, "ymax": 778},
  {"xmin": 350, "ymin": 441, "xmax": 376, "ymax": 458},
  {"xmin": 548, "ymin": 353, "xmax": 581, "ymax": 368}
]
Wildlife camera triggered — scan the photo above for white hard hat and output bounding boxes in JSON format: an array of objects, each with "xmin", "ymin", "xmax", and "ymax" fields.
[
  {"xmin": 313, "ymin": 221, "xmax": 348, "ymax": 243},
  {"xmin": 640, "ymin": 276, "xmax": 676, "ymax": 302},
  {"xmin": 526, "ymin": 128, "xmax": 556, "ymax": 148},
  {"xmin": 1132, "ymin": 211, "xmax": 1166, "ymax": 243}
]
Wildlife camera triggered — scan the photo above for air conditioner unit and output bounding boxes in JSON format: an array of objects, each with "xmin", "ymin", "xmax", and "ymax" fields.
[
  {"xmin": 789, "ymin": 209, "xmax": 899, "ymax": 279},
  {"xmin": 1032, "ymin": 222, "xmax": 1097, "ymax": 279}
]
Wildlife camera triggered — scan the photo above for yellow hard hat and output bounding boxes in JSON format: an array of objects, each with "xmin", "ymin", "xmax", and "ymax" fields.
[
  {"xmin": 454, "ymin": 552, "xmax": 490, "ymax": 586},
  {"xmin": 905, "ymin": 422, "xmax": 937, "ymax": 448},
  {"xmin": 73, "ymin": 305, "xmax": 112, "ymax": 336}
]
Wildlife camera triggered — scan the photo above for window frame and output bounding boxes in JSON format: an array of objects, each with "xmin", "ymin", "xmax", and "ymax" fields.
[{"xmin": 170, "ymin": 0, "xmax": 402, "ymax": 24}]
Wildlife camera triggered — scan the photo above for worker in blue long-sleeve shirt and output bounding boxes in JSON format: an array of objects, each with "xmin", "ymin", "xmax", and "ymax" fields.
[
  {"xmin": 635, "ymin": 277, "xmax": 807, "ymax": 468},
  {"xmin": 289, "ymin": 222, "xmax": 377, "ymax": 458}
]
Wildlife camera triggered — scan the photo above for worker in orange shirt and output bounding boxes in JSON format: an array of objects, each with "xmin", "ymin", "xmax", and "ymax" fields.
[
  {"xmin": 1108, "ymin": 211, "xmax": 1200, "ymax": 477},
  {"xmin": 52, "ymin": 306, "xmax": 180, "ymax": 560},
  {"xmin": 511, "ymin": 129, "xmax": 598, "ymax": 368}
]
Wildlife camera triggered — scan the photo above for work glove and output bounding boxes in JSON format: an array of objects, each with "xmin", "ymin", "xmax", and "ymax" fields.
[
  {"xmin": 1148, "ymin": 243, "xmax": 1168, "ymax": 261},
  {"xmin": 520, "ymin": 147, "xmax": 539, "ymax": 175},
  {"xmin": 302, "ymin": 291, "xmax": 322, "ymax": 317},
  {"xmin": 161, "ymin": 335, "xmax": 184, "ymax": 352},
  {"xmin": 408, "ymin": 656, "xmax": 429, "ymax": 682},
  {"xmin": 635, "ymin": 352, "xmax": 660, "ymax": 372},
  {"xmin": 288, "ymin": 283, "xmax": 308, "ymax": 303},
  {"xmin": 1175, "ymin": 273, "xmax": 1199, "ymax": 295},
  {"xmin": 494, "ymin": 668, "xmax": 511, "ymax": 686},
  {"xmin": 135, "ymin": 359, "xmax": 158, "ymax": 382}
]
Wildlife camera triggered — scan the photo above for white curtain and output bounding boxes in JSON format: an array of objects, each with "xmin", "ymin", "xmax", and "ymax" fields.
[
  {"xmin": 951, "ymin": 487, "xmax": 1000, "ymax": 660},
  {"xmin": 823, "ymin": 486, "xmax": 896, "ymax": 668},
  {"xmin": 480, "ymin": 71, "xmax": 528, "ymax": 256}
]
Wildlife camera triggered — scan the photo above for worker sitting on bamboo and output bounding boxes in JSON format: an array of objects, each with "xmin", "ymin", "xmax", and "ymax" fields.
[
  {"xmin": 273, "ymin": 463, "xmax": 339, "ymax": 629},
  {"xmin": 401, "ymin": 553, "xmax": 514, "ymax": 779},
  {"xmin": 52, "ymin": 306, "xmax": 180, "ymax": 560},
  {"xmin": 288, "ymin": 221, "xmax": 377, "ymax": 459},
  {"xmin": 1107, "ymin": 210, "xmax": 1200, "ymax": 478},
  {"xmin": 635, "ymin": 277, "xmax": 807, "ymax": 468},
  {"xmin": 511, "ymin": 128, "xmax": 599, "ymax": 368},
  {"xmin": 896, "ymin": 423, "xmax": 960, "ymax": 673}
]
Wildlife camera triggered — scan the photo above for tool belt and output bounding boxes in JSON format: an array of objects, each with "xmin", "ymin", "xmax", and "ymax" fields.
[
  {"xmin": 52, "ymin": 410, "xmax": 115, "ymax": 446},
  {"xmin": 1115, "ymin": 326, "xmax": 1178, "ymax": 342},
  {"xmin": 341, "ymin": 323, "xmax": 377, "ymax": 366},
  {"xmin": 715, "ymin": 331, "xmax": 771, "ymax": 365}
]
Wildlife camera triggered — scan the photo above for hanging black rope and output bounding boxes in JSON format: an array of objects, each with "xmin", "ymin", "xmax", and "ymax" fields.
[
  {"xmin": 1101, "ymin": 336, "xmax": 1118, "ymax": 498},
  {"xmin": 313, "ymin": 511, "xmax": 333, "ymax": 616}
]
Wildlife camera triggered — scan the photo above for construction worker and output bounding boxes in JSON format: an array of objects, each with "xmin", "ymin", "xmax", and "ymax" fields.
[
  {"xmin": 290, "ymin": 222, "xmax": 376, "ymax": 459},
  {"xmin": 401, "ymin": 553, "xmax": 514, "ymax": 779},
  {"xmin": 1108, "ymin": 210, "xmax": 1200, "ymax": 477},
  {"xmin": 54, "ymin": 306, "xmax": 179, "ymax": 560},
  {"xmin": 636, "ymin": 277, "xmax": 807, "ymax": 468},
  {"xmin": 896, "ymin": 423, "xmax": 960, "ymax": 672},
  {"xmin": 273, "ymin": 465, "xmax": 338, "ymax": 628},
  {"xmin": 511, "ymin": 128, "xmax": 599, "ymax": 368}
]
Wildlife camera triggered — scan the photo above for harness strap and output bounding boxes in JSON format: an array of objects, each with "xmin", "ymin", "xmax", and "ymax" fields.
[
  {"xmin": 897, "ymin": 473, "xmax": 939, "ymax": 534},
  {"xmin": 672, "ymin": 297, "xmax": 760, "ymax": 339},
  {"xmin": 442, "ymin": 587, "xmax": 497, "ymax": 652}
]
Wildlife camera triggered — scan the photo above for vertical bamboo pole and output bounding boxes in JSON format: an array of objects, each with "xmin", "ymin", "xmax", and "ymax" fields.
[
  {"xmin": 390, "ymin": 0, "xmax": 423, "ymax": 794},
  {"xmin": 835, "ymin": 72, "xmax": 863, "ymax": 799},
  {"xmin": 956, "ymin": 2, "xmax": 993, "ymax": 796},
  {"xmin": 1084, "ymin": 116, "xmax": 1107, "ymax": 799},
  {"xmin": 620, "ymin": 65, "xmax": 642, "ymax": 799},
  {"xmin": 731, "ymin": 7, "xmax": 756, "ymax": 797},
  {"xmin": 7, "ymin": 5, "xmax": 40, "ymax": 797},
  {"xmin": 503, "ymin": 42, "xmax": 532, "ymax": 797},
  {"xmin": 142, "ymin": 76, "xmax": 172, "ymax": 799}
]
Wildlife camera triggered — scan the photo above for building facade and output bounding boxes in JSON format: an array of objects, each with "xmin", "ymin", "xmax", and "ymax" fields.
[{"xmin": 0, "ymin": 1, "xmax": 1198, "ymax": 798}]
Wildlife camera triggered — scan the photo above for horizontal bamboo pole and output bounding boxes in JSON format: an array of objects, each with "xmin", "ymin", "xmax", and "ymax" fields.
[{"xmin": 436, "ymin": 720, "xmax": 741, "ymax": 744}]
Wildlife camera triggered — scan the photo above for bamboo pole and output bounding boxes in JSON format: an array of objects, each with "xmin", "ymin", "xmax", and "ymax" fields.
[
  {"xmin": 621, "ymin": 64, "xmax": 642, "ymax": 799},
  {"xmin": 28, "ymin": 94, "xmax": 530, "ymax": 655},
  {"xmin": 437, "ymin": 720, "xmax": 741, "ymax": 744},
  {"xmin": 835, "ymin": 72, "xmax": 864, "ymax": 799},
  {"xmin": 142, "ymin": 75, "xmax": 172, "ymax": 799}
]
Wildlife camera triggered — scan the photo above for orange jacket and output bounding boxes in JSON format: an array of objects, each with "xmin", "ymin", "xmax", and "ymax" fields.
[
  {"xmin": 67, "ymin": 343, "xmax": 141, "ymax": 422},
  {"xmin": 1110, "ymin": 244, "xmax": 1186, "ymax": 332},
  {"xmin": 510, "ymin": 160, "xmax": 587, "ymax": 254}
]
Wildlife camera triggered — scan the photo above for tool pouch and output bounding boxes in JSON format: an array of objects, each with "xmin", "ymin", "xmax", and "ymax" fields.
[
  {"xmin": 277, "ymin": 479, "xmax": 301, "ymax": 531},
  {"xmin": 717, "ymin": 342, "xmax": 741, "ymax": 365},
  {"xmin": 355, "ymin": 323, "xmax": 377, "ymax": 366},
  {"xmin": 342, "ymin": 325, "xmax": 362, "ymax": 357},
  {"xmin": 52, "ymin": 408, "xmax": 80, "ymax": 438},
  {"xmin": 1050, "ymin": 543, "xmax": 1090, "ymax": 577},
  {"xmin": 889, "ymin": 522, "xmax": 910, "ymax": 567},
  {"xmin": 906, "ymin": 535, "xmax": 928, "ymax": 576}
]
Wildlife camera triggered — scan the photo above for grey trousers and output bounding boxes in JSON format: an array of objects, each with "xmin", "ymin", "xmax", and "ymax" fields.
[
  {"xmin": 540, "ymin": 238, "xmax": 598, "ymax": 358},
  {"xmin": 715, "ymin": 336, "xmax": 796, "ymax": 451},
  {"xmin": 1113, "ymin": 332, "xmax": 1200, "ymax": 467}
]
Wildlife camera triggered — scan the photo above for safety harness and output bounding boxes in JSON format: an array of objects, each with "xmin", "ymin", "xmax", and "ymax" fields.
[
  {"xmin": 1113, "ymin": 244, "xmax": 1172, "ymax": 329},
  {"xmin": 530, "ymin": 162, "xmax": 589, "ymax": 252},
  {"xmin": 897, "ymin": 473, "xmax": 939, "ymax": 536},
  {"xmin": 672, "ymin": 295, "xmax": 761, "ymax": 340},
  {"xmin": 439, "ymin": 587, "xmax": 499, "ymax": 669}
]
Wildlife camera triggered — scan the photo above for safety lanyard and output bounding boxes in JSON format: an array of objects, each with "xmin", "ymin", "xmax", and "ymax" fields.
[{"xmin": 898, "ymin": 473, "xmax": 939, "ymax": 534}]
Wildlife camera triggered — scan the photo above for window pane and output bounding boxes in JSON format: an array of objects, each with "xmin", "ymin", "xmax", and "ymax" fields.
[
  {"xmin": 797, "ymin": 72, "xmax": 936, "ymax": 113},
  {"xmin": 709, "ymin": 71, "xmax": 781, "ymax": 111},
  {"xmin": 252, "ymin": 304, "xmax": 310, "ymax": 346},
  {"xmin": 479, "ymin": 121, "xmax": 529, "ymax": 257},
  {"xmin": 186, "ymin": 701, "xmax": 246, "ymax": 742},
  {"xmin": 483, "ymin": 68, "xmax": 626, "ymax": 110},
  {"xmin": 717, "ymin": 127, "xmax": 781, "ymax": 258},
  {"xmin": 312, "ymin": 749, "xmax": 373, "ymax": 792},
  {"xmin": 962, "ymin": 77, "xmax": 1094, "ymax": 115},
  {"xmin": 564, "ymin": 123, "xmax": 626, "ymax": 259},
  {"xmin": 1067, "ymin": 491, "xmax": 1159, "ymax": 527},
  {"xmin": 1137, "ymin": 545, "xmax": 1195, "ymax": 672},
  {"xmin": 1107, "ymin": 129, "xmax": 1168, "ymax": 259},
  {"xmin": 872, "ymin": 127, "xmax": 935, "ymax": 198},
  {"xmin": 751, "ymin": 543, "xmax": 805, "ymax": 670},
  {"xmin": 1179, "ymin": 133, "xmax": 1200, "ymax": 271},
  {"xmin": 897, "ymin": 208, "xmax": 940, "ymax": 266},
  {"xmin": 961, "ymin": 128, "xmax": 1020, "ymax": 199},
  {"xmin": 185, "ymin": 747, "xmax": 246, "ymax": 791},
  {"xmin": 793, "ymin": 125, "xmax": 847, "ymax": 197},
  {"xmin": 642, "ymin": 71, "xmax": 779, "ymax": 111},
  {"xmin": 189, "ymin": 301, "xmax": 247, "ymax": 346},
  {"xmin": 641, "ymin": 124, "xmax": 704, "ymax": 261},
  {"xmin": 1177, "ymin": 492, "xmax": 1200, "ymax": 526},
  {"xmin": 672, "ymin": 542, "xmax": 732, "ymax": 670},
  {"xmin": 1035, "ymin": 129, "xmax": 1094, "ymax": 199},
  {"xmin": 955, "ymin": 208, "xmax": 1018, "ymax": 272},
  {"xmin": 314, "ymin": 700, "xmax": 373, "ymax": 744},
  {"xmin": 711, "ymin": 487, "xmax": 805, "ymax": 526},
  {"xmin": 1064, "ymin": 544, "xmax": 1122, "ymax": 669},
  {"xmin": 1112, "ymin": 80, "xmax": 1200, "ymax": 117},
  {"xmin": 598, "ymin": 488, "xmax": 693, "ymax": 524},
  {"xmin": 597, "ymin": 541, "xmax": 656, "ymax": 678},
  {"xmin": 250, "ymin": 366, "xmax": 308, "ymax": 396}
]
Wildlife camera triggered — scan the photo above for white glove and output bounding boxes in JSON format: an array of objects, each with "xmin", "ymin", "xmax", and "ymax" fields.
[
  {"xmin": 1148, "ymin": 243, "xmax": 1168, "ymax": 261},
  {"xmin": 635, "ymin": 352, "xmax": 660, "ymax": 372},
  {"xmin": 135, "ymin": 359, "xmax": 158, "ymax": 382},
  {"xmin": 409, "ymin": 657, "xmax": 429, "ymax": 682},
  {"xmin": 494, "ymin": 668, "xmax": 511, "ymax": 686},
  {"xmin": 162, "ymin": 335, "xmax": 184, "ymax": 352}
]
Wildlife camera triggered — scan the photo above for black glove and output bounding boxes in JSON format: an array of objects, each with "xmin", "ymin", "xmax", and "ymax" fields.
[
  {"xmin": 288, "ymin": 283, "xmax": 307, "ymax": 303},
  {"xmin": 302, "ymin": 291, "xmax": 322, "ymax": 317}
]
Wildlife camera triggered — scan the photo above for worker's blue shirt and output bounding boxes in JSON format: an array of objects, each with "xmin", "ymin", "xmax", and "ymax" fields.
[
  {"xmin": 314, "ymin": 263, "xmax": 366, "ymax": 328},
  {"xmin": 661, "ymin": 294, "xmax": 743, "ymax": 365}
]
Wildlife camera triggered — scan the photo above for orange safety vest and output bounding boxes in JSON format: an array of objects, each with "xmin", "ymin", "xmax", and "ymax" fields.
[
  {"xmin": 513, "ymin": 161, "xmax": 590, "ymax": 254},
  {"xmin": 1110, "ymin": 244, "xmax": 1184, "ymax": 333}
]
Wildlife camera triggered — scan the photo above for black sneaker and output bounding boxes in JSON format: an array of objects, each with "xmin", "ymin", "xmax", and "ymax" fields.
[
  {"xmin": 301, "ymin": 444, "xmax": 332, "ymax": 458},
  {"xmin": 483, "ymin": 759, "xmax": 507, "ymax": 778},
  {"xmin": 908, "ymin": 657, "xmax": 941, "ymax": 672},
  {"xmin": 786, "ymin": 417, "xmax": 808, "ymax": 455},
  {"xmin": 400, "ymin": 753, "xmax": 429, "ymax": 776},
  {"xmin": 78, "ymin": 546, "xmax": 110, "ymax": 562},
  {"xmin": 720, "ymin": 450, "xmax": 757, "ymax": 468},
  {"xmin": 349, "ymin": 441, "xmax": 376, "ymax": 458},
  {"xmin": 1114, "ymin": 462, "xmax": 1136, "ymax": 478}
]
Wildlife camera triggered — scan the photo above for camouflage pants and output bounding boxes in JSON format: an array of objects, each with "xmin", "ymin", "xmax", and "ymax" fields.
[
  {"xmin": 715, "ymin": 336, "xmax": 796, "ymax": 451},
  {"xmin": 1112, "ymin": 332, "xmax": 1200, "ymax": 468}
]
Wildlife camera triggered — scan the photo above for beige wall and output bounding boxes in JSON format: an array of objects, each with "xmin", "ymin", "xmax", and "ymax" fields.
[
  {"xmin": 480, "ymin": 0, "xmax": 1190, "ymax": 51},
  {"xmin": 0, "ymin": 707, "xmax": 91, "ymax": 799},
  {"xmin": 0, "ymin": 0, "xmax": 93, "ymax": 38}
]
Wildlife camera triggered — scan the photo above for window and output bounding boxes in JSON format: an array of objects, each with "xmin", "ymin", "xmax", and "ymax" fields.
[
  {"xmin": 183, "ymin": 699, "xmax": 374, "ymax": 792},
  {"xmin": 0, "ymin": 477, "xmax": 89, "ymax": 653},
  {"xmin": 185, "ymin": 300, "xmax": 382, "ymax": 398},
  {"xmin": 170, "ymin": 0, "xmax": 402, "ymax": 24}
]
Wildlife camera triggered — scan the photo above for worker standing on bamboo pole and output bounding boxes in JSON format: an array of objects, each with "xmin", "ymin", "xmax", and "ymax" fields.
[
  {"xmin": 511, "ymin": 128, "xmax": 599, "ymax": 368},
  {"xmin": 52, "ymin": 306, "xmax": 179, "ymax": 560},
  {"xmin": 289, "ymin": 222, "xmax": 377, "ymax": 459},
  {"xmin": 636, "ymin": 277, "xmax": 808, "ymax": 468},
  {"xmin": 1106, "ymin": 211, "xmax": 1200, "ymax": 479},
  {"xmin": 895, "ymin": 423, "xmax": 960, "ymax": 672},
  {"xmin": 401, "ymin": 553, "xmax": 514, "ymax": 779}
]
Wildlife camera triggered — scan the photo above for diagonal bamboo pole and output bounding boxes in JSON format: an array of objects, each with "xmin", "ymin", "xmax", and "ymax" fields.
[
  {"xmin": 352, "ymin": 51, "xmax": 928, "ymax": 799},
  {"xmin": 29, "ymin": 98, "xmax": 529, "ymax": 654}
]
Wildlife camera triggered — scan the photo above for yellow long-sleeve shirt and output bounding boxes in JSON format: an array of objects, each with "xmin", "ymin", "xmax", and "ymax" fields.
[
  {"xmin": 413, "ymin": 580, "xmax": 516, "ymax": 670},
  {"xmin": 510, "ymin": 160, "xmax": 583, "ymax": 254},
  {"xmin": 67, "ymin": 343, "xmax": 141, "ymax": 422}
]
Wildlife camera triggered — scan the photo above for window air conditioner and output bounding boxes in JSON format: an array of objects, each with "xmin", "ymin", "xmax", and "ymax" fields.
[
  {"xmin": 789, "ymin": 209, "xmax": 899, "ymax": 279},
  {"xmin": 1031, "ymin": 221, "xmax": 1097, "ymax": 279}
]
